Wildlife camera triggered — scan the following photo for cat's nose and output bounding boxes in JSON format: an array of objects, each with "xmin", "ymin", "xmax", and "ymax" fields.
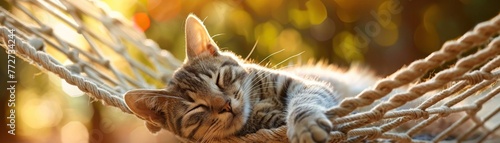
[
  {"xmin": 218, "ymin": 100, "xmax": 232, "ymax": 114},
  {"xmin": 223, "ymin": 100, "xmax": 232, "ymax": 112}
]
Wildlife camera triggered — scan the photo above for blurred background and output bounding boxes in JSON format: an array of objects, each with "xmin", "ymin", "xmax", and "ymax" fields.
[{"xmin": 0, "ymin": 0, "xmax": 499, "ymax": 143}]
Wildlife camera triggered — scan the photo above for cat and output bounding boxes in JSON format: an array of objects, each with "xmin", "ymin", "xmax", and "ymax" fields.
[
  {"xmin": 123, "ymin": 14, "xmax": 477, "ymax": 143},
  {"xmin": 123, "ymin": 14, "xmax": 349, "ymax": 143}
]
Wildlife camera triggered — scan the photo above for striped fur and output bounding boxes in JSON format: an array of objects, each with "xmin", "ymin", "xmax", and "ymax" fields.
[
  {"xmin": 123, "ymin": 14, "xmax": 473, "ymax": 143},
  {"xmin": 123, "ymin": 14, "xmax": 347, "ymax": 143}
]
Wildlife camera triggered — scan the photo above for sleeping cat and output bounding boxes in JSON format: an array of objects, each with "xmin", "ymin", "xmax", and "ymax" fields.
[{"xmin": 123, "ymin": 14, "xmax": 473, "ymax": 143}]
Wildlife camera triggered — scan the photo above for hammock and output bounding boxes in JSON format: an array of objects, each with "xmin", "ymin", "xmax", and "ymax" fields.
[{"xmin": 1, "ymin": 0, "xmax": 499, "ymax": 142}]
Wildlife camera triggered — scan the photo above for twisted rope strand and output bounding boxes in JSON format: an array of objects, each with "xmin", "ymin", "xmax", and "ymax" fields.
[
  {"xmin": 326, "ymin": 13, "xmax": 500, "ymax": 118},
  {"xmin": 460, "ymin": 105, "xmax": 500, "ymax": 140},
  {"xmin": 0, "ymin": 27, "xmax": 133, "ymax": 114},
  {"xmin": 341, "ymin": 35, "xmax": 500, "ymax": 140}
]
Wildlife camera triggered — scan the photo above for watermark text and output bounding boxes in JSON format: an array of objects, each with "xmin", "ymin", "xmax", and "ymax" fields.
[{"xmin": 6, "ymin": 28, "xmax": 17, "ymax": 136}]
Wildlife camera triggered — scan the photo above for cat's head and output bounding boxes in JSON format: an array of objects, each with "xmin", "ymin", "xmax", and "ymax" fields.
[{"xmin": 124, "ymin": 14, "xmax": 250, "ymax": 141}]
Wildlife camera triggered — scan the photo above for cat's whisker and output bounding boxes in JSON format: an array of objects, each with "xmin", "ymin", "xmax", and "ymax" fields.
[
  {"xmin": 245, "ymin": 82, "xmax": 281, "ymax": 96},
  {"xmin": 203, "ymin": 119, "xmax": 222, "ymax": 142},
  {"xmin": 258, "ymin": 49, "xmax": 285, "ymax": 65},
  {"xmin": 211, "ymin": 33, "xmax": 224, "ymax": 39},
  {"xmin": 246, "ymin": 73, "xmax": 276, "ymax": 92},
  {"xmin": 264, "ymin": 62, "xmax": 273, "ymax": 68},
  {"xmin": 277, "ymin": 65, "xmax": 295, "ymax": 70},
  {"xmin": 247, "ymin": 73, "xmax": 268, "ymax": 87},
  {"xmin": 246, "ymin": 80, "xmax": 277, "ymax": 93},
  {"xmin": 244, "ymin": 71, "xmax": 267, "ymax": 86},
  {"xmin": 245, "ymin": 39, "xmax": 259, "ymax": 61},
  {"xmin": 272, "ymin": 51, "xmax": 305, "ymax": 69},
  {"xmin": 248, "ymin": 81, "xmax": 280, "ymax": 88},
  {"xmin": 247, "ymin": 85, "xmax": 281, "ymax": 94},
  {"xmin": 253, "ymin": 72, "xmax": 275, "ymax": 85}
]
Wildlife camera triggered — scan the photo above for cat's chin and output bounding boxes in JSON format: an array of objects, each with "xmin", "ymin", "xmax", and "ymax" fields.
[
  {"xmin": 223, "ymin": 115, "xmax": 244, "ymax": 137},
  {"xmin": 223, "ymin": 99, "xmax": 250, "ymax": 137}
]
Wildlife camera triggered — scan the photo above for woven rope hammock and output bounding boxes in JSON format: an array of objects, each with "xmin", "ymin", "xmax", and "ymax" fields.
[{"xmin": 1, "ymin": 1, "xmax": 499, "ymax": 142}]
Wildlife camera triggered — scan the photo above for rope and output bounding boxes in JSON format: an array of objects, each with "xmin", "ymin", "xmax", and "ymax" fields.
[
  {"xmin": 326, "ymin": 13, "xmax": 500, "ymax": 118},
  {"xmin": 0, "ymin": 27, "xmax": 133, "ymax": 114}
]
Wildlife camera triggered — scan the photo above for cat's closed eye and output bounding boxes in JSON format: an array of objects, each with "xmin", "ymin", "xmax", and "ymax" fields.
[
  {"xmin": 215, "ymin": 71, "xmax": 224, "ymax": 90},
  {"xmin": 216, "ymin": 67, "xmax": 238, "ymax": 90},
  {"xmin": 187, "ymin": 104, "xmax": 208, "ymax": 113}
]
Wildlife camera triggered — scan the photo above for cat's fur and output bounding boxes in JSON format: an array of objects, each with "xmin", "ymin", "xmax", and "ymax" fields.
[{"xmin": 123, "ymin": 14, "xmax": 475, "ymax": 143}]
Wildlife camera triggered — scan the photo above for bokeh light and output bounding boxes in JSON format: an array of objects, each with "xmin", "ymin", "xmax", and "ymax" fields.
[
  {"xmin": 333, "ymin": 31, "xmax": 364, "ymax": 62},
  {"xmin": 21, "ymin": 98, "xmax": 63, "ymax": 129},
  {"xmin": 245, "ymin": 0, "xmax": 283, "ymax": 17},
  {"xmin": 133, "ymin": 12, "xmax": 151, "ymax": 32},
  {"xmin": 129, "ymin": 126, "xmax": 157, "ymax": 143},
  {"xmin": 254, "ymin": 21, "xmax": 282, "ymax": 49},
  {"xmin": 61, "ymin": 121, "xmax": 89, "ymax": 143},
  {"xmin": 278, "ymin": 29, "xmax": 302, "ymax": 51},
  {"xmin": 147, "ymin": 0, "xmax": 181, "ymax": 22},
  {"xmin": 306, "ymin": 0, "xmax": 327, "ymax": 25},
  {"xmin": 310, "ymin": 18, "xmax": 336, "ymax": 41},
  {"xmin": 373, "ymin": 22, "xmax": 398, "ymax": 46},
  {"xmin": 229, "ymin": 9, "xmax": 254, "ymax": 38},
  {"xmin": 414, "ymin": 23, "xmax": 440, "ymax": 54}
]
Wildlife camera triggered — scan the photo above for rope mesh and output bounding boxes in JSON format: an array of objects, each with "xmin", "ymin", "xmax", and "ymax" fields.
[
  {"xmin": 1, "ymin": 0, "xmax": 499, "ymax": 142},
  {"xmin": 0, "ymin": 0, "xmax": 181, "ymax": 114}
]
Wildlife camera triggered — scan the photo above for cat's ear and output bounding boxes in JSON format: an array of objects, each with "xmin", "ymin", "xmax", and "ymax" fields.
[
  {"xmin": 185, "ymin": 14, "xmax": 220, "ymax": 60},
  {"xmin": 124, "ymin": 89, "xmax": 170, "ymax": 133}
]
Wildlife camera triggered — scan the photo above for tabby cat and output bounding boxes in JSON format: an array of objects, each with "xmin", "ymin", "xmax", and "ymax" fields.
[{"xmin": 123, "ymin": 14, "xmax": 470, "ymax": 143}]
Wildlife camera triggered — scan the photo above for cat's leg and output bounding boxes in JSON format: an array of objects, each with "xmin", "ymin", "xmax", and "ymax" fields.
[
  {"xmin": 253, "ymin": 101, "xmax": 286, "ymax": 128},
  {"xmin": 286, "ymin": 82, "xmax": 338, "ymax": 143}
]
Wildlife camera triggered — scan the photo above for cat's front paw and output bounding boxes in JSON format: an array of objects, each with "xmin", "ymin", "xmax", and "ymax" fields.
[{"xmin": 287, "ymin": 113, "xmax": 333, "ymax": 143}]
